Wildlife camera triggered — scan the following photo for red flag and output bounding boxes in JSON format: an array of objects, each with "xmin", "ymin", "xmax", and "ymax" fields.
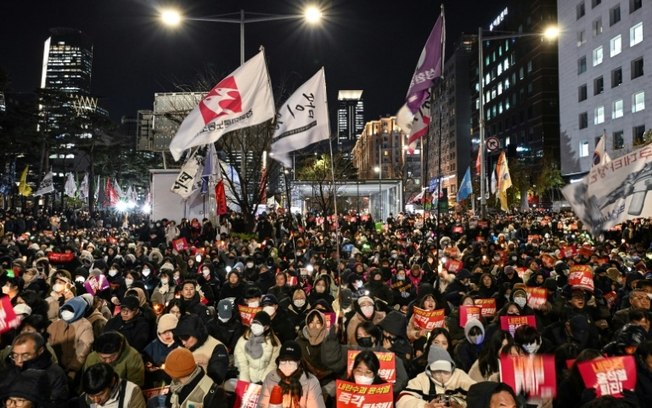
[
  {"xmin": 216, "ymin": 181, "xmax": 228, "ymax": 215},
  {"xmin": 105, "ymin": 178, "xmax": 118, "ymax": 207},
  {"xmin": 475, "ymin": 150, "xmax": 481, "ymax": 176}
]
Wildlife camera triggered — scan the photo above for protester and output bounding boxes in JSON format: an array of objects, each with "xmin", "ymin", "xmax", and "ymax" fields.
[
  {"xmin": 163, "ymin": 347, "xmax": 226, "ymax": 408},
  {"xmin": 80, "ymin": 362, "xmax": 146, "ymax": 408}
]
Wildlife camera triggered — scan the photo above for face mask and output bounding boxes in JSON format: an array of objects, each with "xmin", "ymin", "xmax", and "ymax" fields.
[
  {"xmin": 1, "ymin": 286, "xmax": 10, "ymax": 295},
  {"xmin": 202, "ymin": 269, "xmax": 210, "ymax": 276},
  {"xmin": 523, "ymin": 341, "xmax": 541, "ymax": 354},
  {"xmin": 108, "ymin": 269, "xmax": 118, "ymax": 277},
  {"xmin": 52, "ymin": 283, "xmax": 65, "ymax": 293},
  {"xmin": 354, "ymin": 375, "xmax": 374, "ymax": 385},
  {"xmin": 218, "ymin": 316, "xmax": 230, "ymax": 323},
  {"xmin": 173, "ymin": 274, "xmax": 180, "ymax": 281},
  {"xmin": 75, "ymin": 276, "xmax": 85, "ymax": 283},
  {"xmin": 263, "ymin": 306, "xmax": 276, "ymax": 316},
  {"xmin": 160, "ymin": 278, "xmax": 169, "ymax": 285},
  {"xmin": 514, "ymin": 297, "xmax": 527, "ymax": 308},
  {"xmin": 60, "ymin": 310, "xmax": 75, "ymax": 322},
  {"xmin": 431, "ymin": 371, "xmax": 452, "ymax": 385},
  {"xmin": 250, "ymin": 323, "xmax": 265, "ymax": 336},
  {"xmin": 246, "ymin": 263, "xmax": 254, "ymax": 268},
  {"xmin": 293, "ymin": 299, "xmax": 306, "ymax": 308},
  {"xmin": 357, "ymin": 337, "xmax": 373, "ymax": 348},
  {"xmin": 142, "ymin": 269, "xmax": 150, "ymax": 277},
  {"xmin": 125, "ymin": 278, "xmax": 134, "ymax": 286},
  {"xmin": 279, "ymin": 361, "xmax": 299, "ymax": 377},
  {"xmin": 353, "ymin": 281, "xmax": 363, "ymax": 289},
  {"xmin": 397, "ymin": 275, "xmax": 405, "ymax": 281},
  {"xmin": 248, "ymin": 301, "xmax": 260, "ymax": 308},
  {"xmin": 469, "ymin": 334, "xmax": 484, "ymax": 345},
  {"xmin": 361, "ymin": 305, "xmax": 374, "ymax": 319}
]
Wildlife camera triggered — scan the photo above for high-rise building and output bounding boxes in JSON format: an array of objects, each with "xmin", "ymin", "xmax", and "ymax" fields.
[
  {"xmin": 41, "ymin": 28, "xmax": 93, "ymax": 95},
  {"xmin": 558, "ymin": 0, "xmax": 650, "ymax": 179},
  {"xmin": 428, "ymin": 35, "xmax": 474, "ymax": 201},
  {"xmin": 337, "ymin": 90, "xmax": 364, "ymax": 152}
]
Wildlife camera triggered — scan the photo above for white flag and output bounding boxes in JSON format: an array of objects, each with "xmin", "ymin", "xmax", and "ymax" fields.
[
  {"xmin": 169, "ymin": 51, "xmax": 275, "ymax": 161},
  {"xmin": 396, "ymin": 93, "xmax": 432, "ymax": 153},
  {"xmin": 79, "ymin": 173, "xmax": 89, "ymax": 200},
  {"xmin": 170, "ymin": 153, "xmax": 201, "ymax": 199},
  {"xmin": 34, "ymin": 171, "xmax": 54, "ymax": 196},
  {"xmin": 113, "ymin": 179, "xmax": 125, "ymax": 199},
  {"xmin": 270, "ymin": 68, "xmax": 330, "ymax": 168},
  {"xmin": 490, "ymin": 163, "xmax": 497, "ymax": 195},
  {"xmin": 593, "ymin": 134, "xmax": 612, "ymax": 167},
  {"xmin": 64, "ymin": 173, "xmax": 77, "ymax": 197}
]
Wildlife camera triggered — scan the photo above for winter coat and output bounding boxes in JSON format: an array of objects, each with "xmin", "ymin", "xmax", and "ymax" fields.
[
  {"xmin": 270, "ymin": 309, "xmax": 297, "ymax": 344},
  {"xmin": 165, "ymin": 367, "xmax": 226, "ymax": 408},
  {"xmin": 179, "ymin": 315, "xmax": 230, "ymax": 385},
  {"xmin": 86, "ymin": 309, "xmax": 108, "ymax": 340},
  {"xmin": 151, "ymin": 283, "xmax": 177, "ymax": 306},
  {"xmin": 346, "ymin": 309, "xmax": 386, "ymax": 346},
  {"xmin": 258, "ymin": 369, "xmax": 326, "ymax": 408},
  {"xmin": 142, "ymin": 337, "xmax": 178, "ymax": 387},
  {"xmin": 81, "ymin": 378, "xmax": 146, "ymax": 408},
  {"xmin": 104, "ymin": 312, "xmax": 152, "ymax": 351},
  {"xmin": 208, "ymin": 316, "xmax": 243, "ymax": 353},
  {"xmin": 84, "ymin": 334, "xmax": 145, "ymax": 387},
  {"xmin": 396, "ymin": 369, "xmax": 476, "ymax": 408},
  {"xmin": 47, "ymin": 297, "xmax": 94, "ymax": 375},
  {"xmin": 233, "ymin": 333, "xmax": 280, "ymax": 383}
]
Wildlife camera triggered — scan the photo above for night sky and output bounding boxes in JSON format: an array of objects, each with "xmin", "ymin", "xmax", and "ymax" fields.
[{"xmin": 0, "ymin": 0, "xmax": 506, "ymax": 123}]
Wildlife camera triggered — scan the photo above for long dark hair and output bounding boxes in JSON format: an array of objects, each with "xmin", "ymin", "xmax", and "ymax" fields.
[
  {"xmin": 479, "ymin": 331, "xmax": 513, "ymax": 377},
  {"xmin": 347, "ymin": 350, "xmax": 385, "ymax": 384}
]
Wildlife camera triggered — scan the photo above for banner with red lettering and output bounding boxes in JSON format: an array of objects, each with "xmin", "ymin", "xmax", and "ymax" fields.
[
  {"xmin": 323, "ymin": 312, "xmax": 336, "ymax": 329},
  {"xmin": 346, "ymin": 350, "xmax": 396, "ymax": 383},
  {"xmin": 459, "ymin": 306, "xmax": 482, "ymax": 328},
  {"xmin": 500, "ymin": 315, "xmax": 537, "ymax": 337},
  {"xmin": 335, "ymin": 380, "xmax": 393, "ymax": 408},
  {"xmin": 445, "ymin": 259, "xmax": 463, "ymax": 273},
  {"xmin": 560, "ymin": 245, "xmax": 577, "ymax": 259},
  {"xmin": 0, "ymin": 297, "xmax": 21, "ymax": 334},
  {"xmin": 500, "ymin": 354, "xmax": 557, "ymax": 399},
  {"xmin": 232, "ymin": 380, "xmax": 262, "ymax": 408},
  {"xmin": 525, "ymin": 287, "xmax": 548, "ymax": 310},
  {"xmin": 412, "ymin": 307, "xmax": 446, "ymax": 330},
  {"xmin": 568, "ymin": 265, "xmax": 595, "ymax": 292},
  {"xmin": 604, "ymin": 291, "xmax": 618, "ymax": 308},
  {"xmin": 238, "ymin": 305, "xmax": 263, "ymax": 327},
  {"xmin": 172, "ymin": 237, "xmax": 189, "ymax": 252},
  {"xmin": 474, "ymin": 298, "xmax": 497, "ymax": 317},
  {"xmin": 578, "ymin": 355, "xmax": 637, "ymax": 398}
]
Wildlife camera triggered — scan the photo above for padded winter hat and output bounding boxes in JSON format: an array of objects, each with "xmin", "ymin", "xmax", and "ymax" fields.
[
  {"xmin": 157, "ymin": 313, "xmax": 179, "ymax": 334},
  {"xmin": 252, "ymin": 311, "xmax": 271, "ymax": 327},
  {"xmin": 160, "ymin": 261, "xmax": 175, "ymax": 273},
  {"xmin": 378, "ymin": 311, "xmax": 407, "ymax": 338},
  {"xmin": 456, "ymin": 269, "xmax": 472, "ymax": 280},
  {"xmin": 278, "ymin": 340, "xmax": 302, "ymax": 361},
  {"xmin": 120, "ymin": 296, "xmax": 140, "ymax": 311},
  {"xmin": 464, "ymin": 318, "xmax": 485, "ymax": 340},
  {"xmin": 357, "ymin": 295, "xmax": 374, "ymax": 306},
  {"xmin": 261, "ymin": 294, "xmax": 278, "ymax": 306},
  {"xmin": 427, "ymin": 345, "xmax": 455, "ymax": 372},
  {"xmin": 217, "ymin": 298, "xmax": 235, "ymax": 320},
  {"xmin": 13, "ymin": 303, "xmax": 32, "ymax": 317},
  {"xmin": 164, "ymin": 347, "xmax": 197, "ymax": 378}
]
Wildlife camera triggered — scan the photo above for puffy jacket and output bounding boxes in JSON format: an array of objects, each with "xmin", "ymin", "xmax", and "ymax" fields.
[
  {"xmin": 397, "ymin": 369, "xmax": 476, "ymax": 408},
  {"xmin": 233, "ymin": 333, "xmax": 280, "ymax": 383},
  {"xmin": 258, "ymin": 369, "xmax": 325, "ymax": 408},
  {"xmin": 84, "ymin": 332, "xmax": 145, "ymax": 387},
  {"xmin": 47, "ymin": 297, "xmax": 94, "ymax": 374}
]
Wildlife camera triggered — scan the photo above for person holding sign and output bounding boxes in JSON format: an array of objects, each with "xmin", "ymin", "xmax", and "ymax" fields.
[
  {"xmin": 259, "ymin": 340, "xmax": 325, "ymax": 408},
  {"xmin": 407, "ymin": 290, "xmax": 443, "ymax": 343},
  {"xmin": 346, "ymin": 350, "xmax": 386, "ymax": 386},
  {"xmin": 233, "ymin": 311, "xmax": 281, "ymax": 384}
]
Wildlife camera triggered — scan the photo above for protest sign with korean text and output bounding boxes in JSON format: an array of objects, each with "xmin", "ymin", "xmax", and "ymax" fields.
[
  {"xmin": 568, "ymin": 265, "xmax": 595, "ymax": 292},
  {"xmin": 232, "ymin": 380, "xmax": 262, "ymax": 408},
  {"xmin": 525, "ymin": 287, "xmax": 548, "ymax": 310},
  {"xmin": 0, "ymin": 297, "xmax": 21, "ymax": 334},
  {"xmin": 474, "ymin": 298, "xmax": 497, "ymax": 317},
  {"xmin": 412, "ymin": 307, "xmax": 446, "ymax": 330},
  {"xmin": 459, "ymin": 306, "xmax": 482, "ymax": 328},
  {"xmin": 346, "ymin": 350, "xmax": 396, "ymax": 383},
  {"xmin": 578, "ymin": 355, "xmax": 636, "ymax": 398},
  {"xmin": 238, "ymin": 305, "xmax": 263, "ymax": 327},
  {"xmin": 335, "ymin": 380, "xmax": 393, "ymax": 408},
  {"xmin": 500, "ymin": 315, "xmax": 537, "ymax": 337},
  {"xmin": 500, "ymin": 354, "xmax": 557, "ymax": 399}
]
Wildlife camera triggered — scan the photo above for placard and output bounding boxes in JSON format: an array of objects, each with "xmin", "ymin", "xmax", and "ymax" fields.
[
  {"xmin": 172, "ymin": 237, "xmax": 189, "ymax": 252},
  {"xmin": 335, "ymin": 380, "xmax": 393, "ymax": 408},
  {"xmin": 445, "ymin": 259, "xmax": 463, "ymax": 273},
  {"xmin": 474, "ymin": 298, "xmax": 497, "ymax": 317},
  {"xmin": 323, "ymin": 312, "xmax": 336, "ymax": 329},
  {"xmin": 459, "ymin": 305, "xmax": 482, "ymax": 328},
  {"xmin": 500, "ymin": 315, "xmax": 537, "ymax": 337},
  {"xmin": 500, "ymin": 354, "xmax": 557, "ymax": 399},
  {"xmin": 525, "ymin": 287, "xmax": 548, "ymax": 310},
  {"xmin": 232, "ymin": 380, "xmax": 262, "ymax": 408},
  {"xmin": 238, "ymin": 305, "xmax": 263, "ymax": 327},
  {"xmin": 346, "ymin": 350, "xmax": 396, "ymax": 383},
  {"xmin": 0, "ymin": 297, "xmax": 21, "ymax": 334},
  {"xmin": 568, "ymin": 265, "xmax": 594, "ymax": 292},
  {"xmin": 578, "ymin": 356, "xmax": 637, "ymax": 398},
  {"xmin": 412, "ymin": 307, "xmax": 446, "ymax": 330},
  {"xmin": 84, "ymin": 274, "xmax": 110, "ymax": 296}
]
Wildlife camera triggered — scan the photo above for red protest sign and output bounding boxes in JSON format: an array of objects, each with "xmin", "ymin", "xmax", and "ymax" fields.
[
  {"xmin": 84, "ymin": 274, "xmax": 110, "ymax": 296},
  {"xmin": 525, "ymin": 287, "xmax": 548, "ymax": 310},
  {"xmin": 474, "ymin": 298, "xmax": 497, "ymax": 317},
  {"xmin": 500, "ymin": 354, "xmax": 557, "ymax": 399},
  {"xmin": 232, "ymin": 380, "xmax": 262, "ymax": 408},
  {"xmin": 445, "ymin": 259, "xmax": 463, "ymax": 273},
  {"xmin": 540, "ymin": 254, "xmax": 555, "ymax": 269},
  {"xmin": 287, "ymin": 275, "xmax": 298, "ymax": 287},
  {"xmin": 500, "ymin": 315, "xmax": 537, "ymax": 337},
  {"xmin": 335, "ymin": 380, "xmax": 393, "ymax": 408},
  {"xmin": 412, "ymin": 307, "xmax": 446, "ymax": 330},
  {"xmin": 452, "ymin": 226, "xmax": 464, "ymax": 234},
  {"xmin": 238, "ymin": 305, "xmax": 263, "ymax": 327},
  {"xmin": 516, "ymin": 267, "xmax": 528, "ymax": 279},
  {"xmin": 323, "ymin": 312, "xmax": 336, "ymax": 329},
  {"xmin": 578, "ymin": 356, "xmax": 637, "ymax": 398},
  {"xmin": 0, "ymin": 297, "xmax": 21, "ymax": 334},
  {"xmin": 604, "ymin": 291, "xmax": 618, "ymax": 308},
  {"xmin": 346, "ymin": 350, "xmax": 396, "ymax": 383},
  {"xmin": 459, "ymin": 306, "xmax": 482, "ymax": 328},
  {"xmin": 568, "ymin": 265, "xmax": 594, "ymax": 292},
  {"xmin": 172, "ymin": 237, "xmax": 189, "ymax": 252},
  {"xmin": 560, "ymin": 245, "xmax": 577, "ymax": 259}
]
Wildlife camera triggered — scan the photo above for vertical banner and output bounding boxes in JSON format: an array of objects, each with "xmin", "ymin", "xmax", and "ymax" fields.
[
  {"xmin": 335, "ymin": 380, "xmax": 393, "ymax": 408},
  {"xmin": 500, "ymin": 354, "xmax": 557, "ymax": 399},
  {"xmin": 412, "ymin": 307, "xmax": 446, "ymax": 330},
  {"xmin": 459, "ymin": 306, "xmax": 482, "ymax": 328},
  {"xmin": 232, "ymin": 380, "xmax": 262, "ymax": 408},
  {"xmin": 346, "ymin": 350, "xmax": 397, "ymax": 383},
  {"xmin": 474, "ymin": 298, "xmax": 497, "ymax": 317},
  {"xmin": 238, "ymin": 305, "xmax": 263, "ymax": 326},
  {"xmin": 500, "ymin": 315, "xmax": 537, "ymax": 337},
  {"xmin": 577, "ymin": 356, "xmax": 637, "ymax": 398}
]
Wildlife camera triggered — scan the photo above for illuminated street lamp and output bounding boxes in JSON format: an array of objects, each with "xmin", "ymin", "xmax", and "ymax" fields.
[
  {"xmin": 477, "ymin": 24, "xmax": 559, "ymax": 217},
  {"xmin": 159, "ymin": 5, "xmax": 323, "ymax": 64}
]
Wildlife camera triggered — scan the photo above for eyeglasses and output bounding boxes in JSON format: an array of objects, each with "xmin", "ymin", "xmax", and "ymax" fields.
[
  {"xmin": 5, "ymin": 398, "xmax": 29, "ymax": 407},
  {"xmin": 9, "ymin": 352, "xmax": 34, "ymax": 362}
]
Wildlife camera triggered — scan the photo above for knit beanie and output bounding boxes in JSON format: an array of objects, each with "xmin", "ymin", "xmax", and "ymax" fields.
[
  {"xmin": 427, "ymin": 345, "xmax": 455, "ymax": 372},
  {"xmin": 157, "ymin": 313, "xmax": 179, "ymax": 334},
  {"xmin": 164, "ymin": 347, "xmax": 197, "ymax": 378}
]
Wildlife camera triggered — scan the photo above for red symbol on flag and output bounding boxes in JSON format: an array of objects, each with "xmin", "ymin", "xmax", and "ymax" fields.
[{"xmin": 198, "ymin": 76, "xmax": 242, "ymax": 124}]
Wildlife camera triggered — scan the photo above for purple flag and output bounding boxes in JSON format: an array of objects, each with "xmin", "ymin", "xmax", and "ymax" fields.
[{"xmin": 405, "ymin": 11, "xmax": 445, "ymax": 113}]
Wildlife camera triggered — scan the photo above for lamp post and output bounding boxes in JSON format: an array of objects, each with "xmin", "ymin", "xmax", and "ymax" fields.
[{"xmin": 477, "ymin": 25, "xmax": 558, "ymax": 218}]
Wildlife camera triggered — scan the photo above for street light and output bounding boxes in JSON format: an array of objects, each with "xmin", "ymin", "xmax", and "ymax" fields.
[
  {"xmin": 477, "ymin": 24, "xmax": 559, "ymax": 218},
  {"xmin": 159, "ymin": 6, "xmax": 323, "ymax": 64},
  {"xmin": 374, "ymin": 166, "xmax": 382, "ymax": 221}
]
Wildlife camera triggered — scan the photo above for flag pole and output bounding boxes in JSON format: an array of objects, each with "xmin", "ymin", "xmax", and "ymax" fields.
[{"xmin": 328, "ymin": 138, "xmax": 341, "ymax": 265}]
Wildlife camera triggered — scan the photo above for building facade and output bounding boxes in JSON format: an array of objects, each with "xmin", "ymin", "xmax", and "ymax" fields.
[
  {"xmin": 558, "ymin": 0, "xmax": 649, "ymax": 178},
  {"xmin": 337, "ymin": 90, "xmax": 365, "ymax": 154},
  {"xmin": 41, "ymin": 28, "xmax": 93, "ymax": 94}
]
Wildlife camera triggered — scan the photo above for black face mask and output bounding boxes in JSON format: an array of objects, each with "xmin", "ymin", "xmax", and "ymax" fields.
[{"xmin": 357, "ymin": 337, "xmax": 373, "ymax": 348}]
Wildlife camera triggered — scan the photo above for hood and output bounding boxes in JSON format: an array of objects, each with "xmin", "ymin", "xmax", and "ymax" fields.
[
  {"xmin": 427, "ymin": 345, "xmax": 456, "ymax": 371},
  {"xmin": 174, "ymin": 314, "xmax": 208, "ymax": 347},
  {"xmin": 60, "ymin": 296, "xmax": 88, "ymax": 322},
  {"xmin": 464, "ymin": 318, "xmax": 485, "ymax": 341},
  {"xmin": 127, "ymin": 287, "xmax": 148, "ymax": 306}
]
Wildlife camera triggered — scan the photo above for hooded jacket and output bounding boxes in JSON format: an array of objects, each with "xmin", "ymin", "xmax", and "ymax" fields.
[
  {"xmin": 174, "ymin": 314, "xmax": 229, "ymax": 384},
  {"xmin": 233, "ymin": 330, "xmax": 280, "ymax": 384},
  {"xmin": 104, "ymin": 307, "xmax": 152, "ymax": 351},
  {"xmin": 46, "ymin": 296, "xmax": 94, "ymax": 374},
  {"xmin": 346, "ymin": 299, "xmax": 386, "ymax": 346},
  {"xmin": 454, "ymin": 319, "xmax": 486, "ymax": 372}
]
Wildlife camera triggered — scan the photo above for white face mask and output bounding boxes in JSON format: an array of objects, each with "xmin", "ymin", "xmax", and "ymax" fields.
[
  {"xmin": 263, "ymin": 306, "xmax": 276, "ymax": 316},
  {"xmin": 142, "ymin": 269, "xmax": 150, "ymax": 277},
  {"xmin": 523, "ymin": 341, "xmax": 541, "ymax": 354},
  {"xmin": 354, "ymin": 375, "xmax": 374, "ymax": 385},
  {"xmin": 218, "ymin": 316, "xmax": 230, "ymax": 323},
  {"xmin": 2, "ymin": 286, "xmax": 10, "ymax": 295},
  {"xmin": 125, "ymin": 278, "xmax": 134, "ymax": 286},
  {"xmin": 361, "ymin": 305, "xmax": 374, "ymax": 318},
  {"xmin": 469, "ymin": 334, "xmax": 484, "ymax": 345},
  {"xmin": 279, "ymin": 361, "xmax": 299, "ymax": 377},
  {"xmin": 514, "ymin": 297, "xmax": 527, "ymax": 309},
  {"xmin": 246, "ymin": 263, "xmax": 254, "ymax": 268},
  {"xmin": 108, "ymin": 269, "xmax": 118, "ymax": 277},
  {"xmin": 250, "ymin": 323, "xmax": 265, "ymax": 336},
  {"xmin": 248, "ymin": 301, "xmax": 260, "ymax": 308},
  {"xmin": 60, "ymin": 310, "xmax": 75, "ymax": 322},
  {"xmin": 293, "ymin": 299, "xmax": 306, "ymax": 308},
  {"xmin": 75, "ymin": 276, "xmax": 85, "ymax": 283},
  {"xmin": 52, "ymin": 283, "xmax": 65, "ymax": 293},
  {"xmin": 202, "ymin": 269, "xmax": 210, "ymax": 276}
]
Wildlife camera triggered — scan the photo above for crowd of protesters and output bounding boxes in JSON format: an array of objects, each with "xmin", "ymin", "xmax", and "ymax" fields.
[{"xmin": 0, "ymin": 207, "xmax": 651, "ymax": 408}]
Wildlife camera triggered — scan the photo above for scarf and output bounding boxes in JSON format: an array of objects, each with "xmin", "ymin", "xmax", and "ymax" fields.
[
  {"xmin": 169, "ymin": 366, "xmax": 202, "ymax": 405},
  {"xmin": 244, "ymin": 333, "xmax": 266, "ymax": 359},
  {"xmin": 302, "ymin": 325, "xmax": 327, "ymax": 346},
  {"xmin": 277, "ymin": 368, "xmax": 304, "ymax": 407}
]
